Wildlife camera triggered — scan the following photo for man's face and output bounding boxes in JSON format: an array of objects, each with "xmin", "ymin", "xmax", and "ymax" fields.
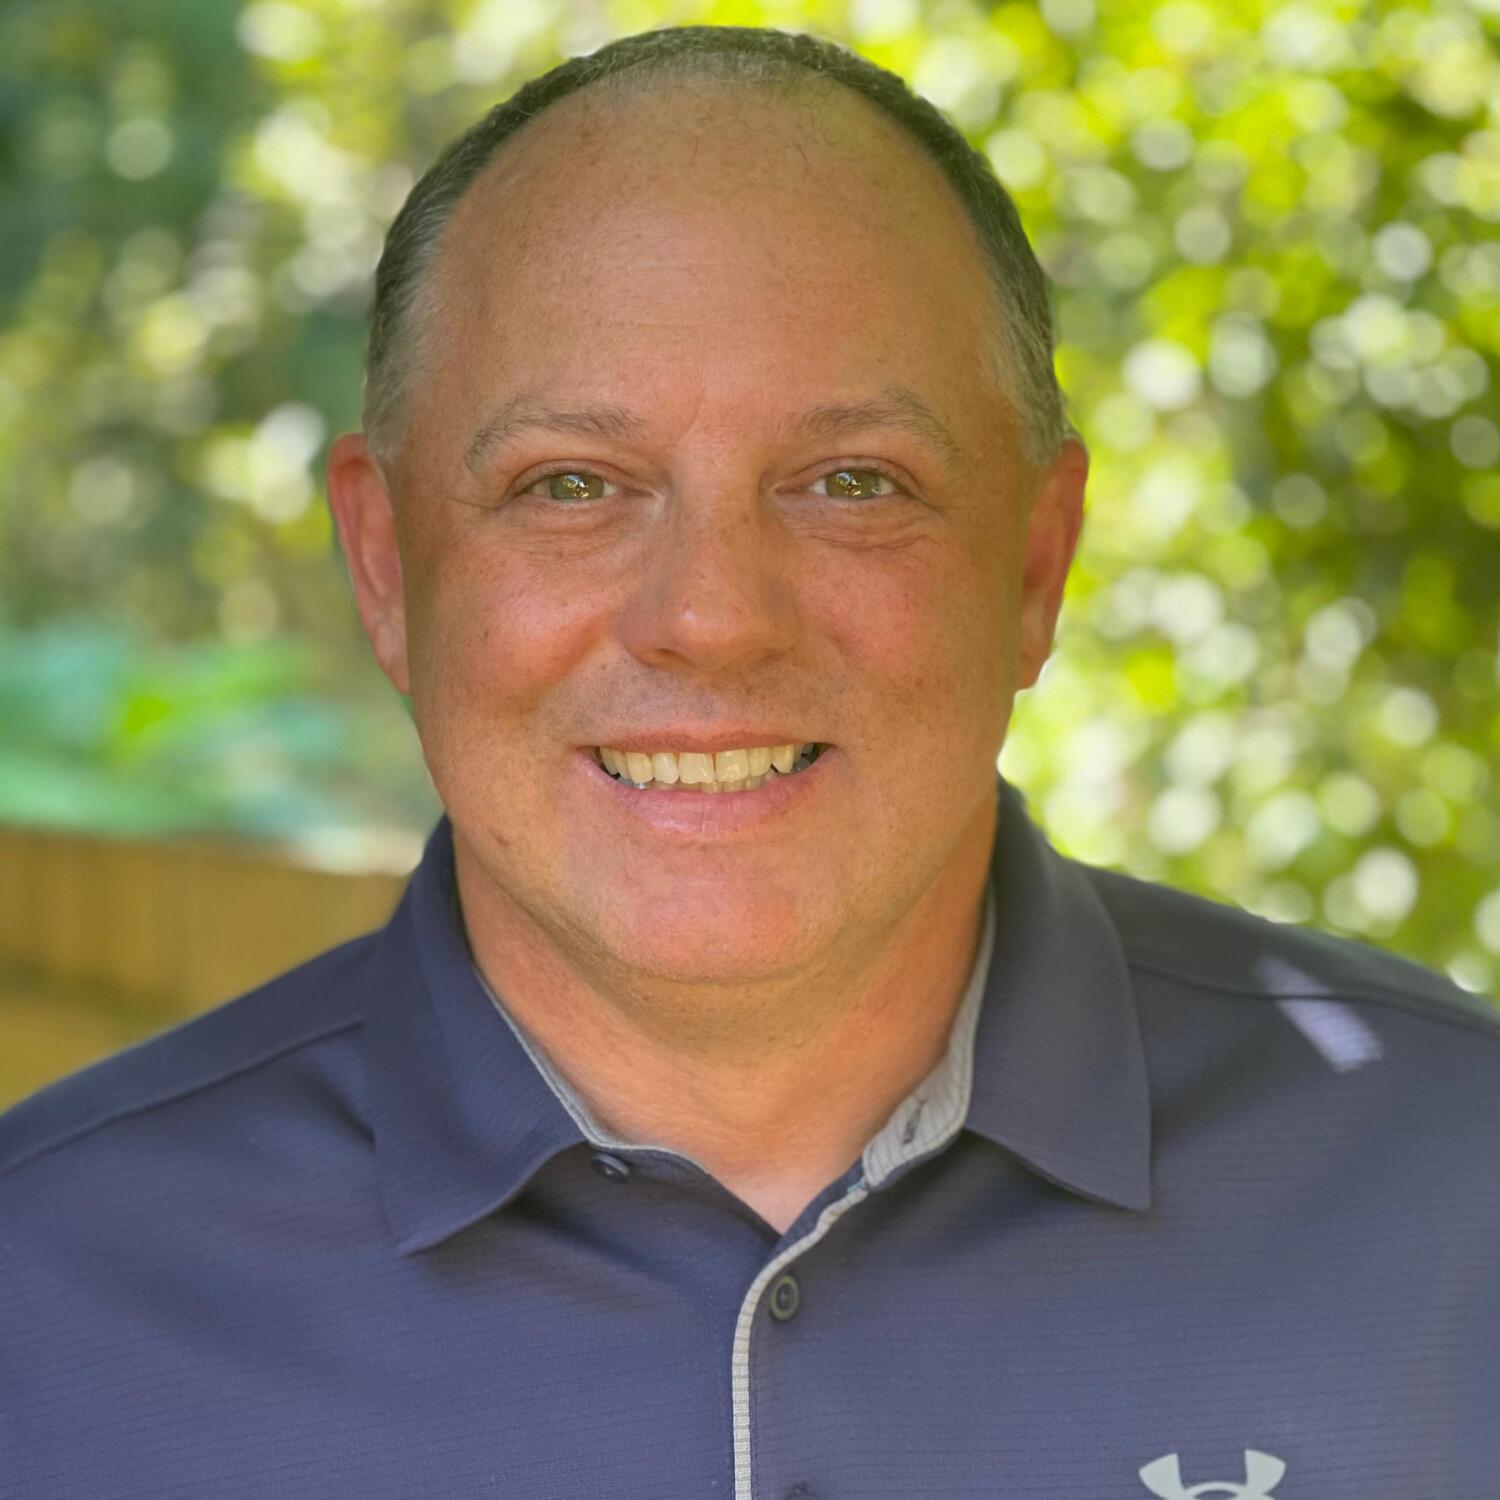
[{"xmin": 330, "ymin": 79, "xmax": 1086, "ymax": 991}]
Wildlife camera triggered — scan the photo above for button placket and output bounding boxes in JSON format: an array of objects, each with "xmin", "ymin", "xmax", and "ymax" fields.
[{"xmin": 731, "ymin": 1178, "xmax": 871, "ymax": 1500}]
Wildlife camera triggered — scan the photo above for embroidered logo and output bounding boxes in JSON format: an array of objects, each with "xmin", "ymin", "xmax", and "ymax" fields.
[{"xmin": 1138, "ymin": 1449, "xmax": 1287, "ymax": 1498}]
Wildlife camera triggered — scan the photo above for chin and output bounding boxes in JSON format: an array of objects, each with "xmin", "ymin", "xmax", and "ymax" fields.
[{"xmin": 579, "ymin": 886, "xmax": 821, "ymax": 986}]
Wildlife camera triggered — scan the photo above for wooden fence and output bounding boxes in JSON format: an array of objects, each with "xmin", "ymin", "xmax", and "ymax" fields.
[{"xmin": 0, "ymin": 822, "xmax": 417, "ymax": 1108}]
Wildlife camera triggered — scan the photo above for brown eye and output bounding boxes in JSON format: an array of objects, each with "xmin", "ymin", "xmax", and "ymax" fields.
[{"xmin": 817, "ymin": 467, "xmax": 901, "ymax": 500}]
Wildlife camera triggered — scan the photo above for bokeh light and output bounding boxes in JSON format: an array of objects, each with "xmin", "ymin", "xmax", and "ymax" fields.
[{"xmin": 1, "ymin": 0, "xmax": 1496, "ymax": 998}]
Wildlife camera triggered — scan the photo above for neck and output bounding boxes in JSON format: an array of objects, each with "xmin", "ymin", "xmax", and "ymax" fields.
[{"xmin": 453, "ymin": 796, "xmax": 997, "ymax": 1232}]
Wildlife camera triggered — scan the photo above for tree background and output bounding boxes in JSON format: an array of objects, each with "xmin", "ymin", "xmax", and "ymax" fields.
[{"xmin": 2, "ymin": 0, "xmax": 1497, "ymax": 1001}]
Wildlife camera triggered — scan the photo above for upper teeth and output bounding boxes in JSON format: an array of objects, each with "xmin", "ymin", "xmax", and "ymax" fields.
[{"xmin": 599, "ymin": 744, "xmax": 809, "ymax": 784}]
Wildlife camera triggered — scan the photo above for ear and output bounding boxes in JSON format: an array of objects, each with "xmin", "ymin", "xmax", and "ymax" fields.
[
  {"xmin": 1015, "ymin": 436, "xmax": 1088, "ymax": 692},
  {"xmin": 326, "ymin": 432, "xmax": 412, "ymax": 697}
]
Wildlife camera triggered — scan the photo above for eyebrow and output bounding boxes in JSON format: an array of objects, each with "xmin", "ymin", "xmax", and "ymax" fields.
[{"xmin": 461, "ymin": 383, "xmax": 966, "ymax": 477}]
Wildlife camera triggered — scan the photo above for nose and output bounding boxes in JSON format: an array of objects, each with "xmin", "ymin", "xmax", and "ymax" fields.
[{"xmin": 617, "ymin": 492, "xmax": 800, "ymax": 673}]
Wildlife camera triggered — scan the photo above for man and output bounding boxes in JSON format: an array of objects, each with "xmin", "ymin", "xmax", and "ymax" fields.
[{"xmin": 3, "ymin": 24, "xmax": 1497, "ymax": 1499}]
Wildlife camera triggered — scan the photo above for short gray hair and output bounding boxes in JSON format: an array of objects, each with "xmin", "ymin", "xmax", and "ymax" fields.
[{"xmin": 363, "ymin": 24, "xmax": 1080, "ymax": 476}]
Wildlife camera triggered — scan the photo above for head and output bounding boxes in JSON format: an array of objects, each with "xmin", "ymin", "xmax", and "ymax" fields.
[{"xmin": 328, "ymin": 24, "xmax": 1089, "ymax": 995}]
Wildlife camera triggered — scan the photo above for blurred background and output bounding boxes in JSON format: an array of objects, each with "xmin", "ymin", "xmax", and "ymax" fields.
[{"xmin": 2, "ymin": 0, "xmax": 1498, "ymax": 1106}]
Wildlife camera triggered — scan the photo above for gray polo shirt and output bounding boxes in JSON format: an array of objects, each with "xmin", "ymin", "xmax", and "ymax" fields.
[{"xmin": 2, "ymin": 776, "xmax": 1497, "ymax": 1498}]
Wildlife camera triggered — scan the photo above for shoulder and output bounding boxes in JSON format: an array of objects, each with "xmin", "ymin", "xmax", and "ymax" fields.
[
  {"xmin": 0, "ymin": 930, "xmax": 378, "ymax": 1185},
  {"xmin": 1081, "ymin": 859, "xmax": 1500, "ymax": 1045},
  {"xmin": 1077, "ymin": 863, "xmax": 1500, "ymax": 1206}
]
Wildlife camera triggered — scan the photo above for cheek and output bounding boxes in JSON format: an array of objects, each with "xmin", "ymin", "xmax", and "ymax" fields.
[
  {"xmin": 808, "ymin": 544, "xmax": 1009, "ymax": 712},
  {"xmin": 415, "ymin": 547, "xmax": 613, "ymax": 722}
]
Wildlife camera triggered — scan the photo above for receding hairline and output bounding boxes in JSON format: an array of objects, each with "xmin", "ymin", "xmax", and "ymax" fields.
[
  {"xmin": 362, "ymin": 25, "xmax": 1078, "ymax": 478},
  {"xmin": 431, "ymin": 68, "xmax": 924, "ymax": 290},
  {"xmin": 405, "ymin": 67, "xmax": 1015, "ymax": 467}
]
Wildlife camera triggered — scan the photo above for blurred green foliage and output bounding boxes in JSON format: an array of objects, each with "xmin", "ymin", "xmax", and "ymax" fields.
[
  {"xmin": 1, "ymin": 0, "xmax": 1498, "ymax": 995},
  {"xmin": 0, "ymin": 618, "xmax": 434, "ymax": 840}
]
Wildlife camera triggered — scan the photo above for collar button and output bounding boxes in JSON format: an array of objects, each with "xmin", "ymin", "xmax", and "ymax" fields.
[{"xmin": 591, "ymin": 1152, "xmax": 631, "ymax": 1182}]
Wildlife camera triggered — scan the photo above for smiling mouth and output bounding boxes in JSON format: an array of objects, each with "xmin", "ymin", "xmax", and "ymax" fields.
[{"xmin": 592, "ymin": 742, "xmax": 828, "ymax": 793}]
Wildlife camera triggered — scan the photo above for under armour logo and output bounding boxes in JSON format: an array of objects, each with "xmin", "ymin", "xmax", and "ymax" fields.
[{"xmin": 1139, "ymin": 1449, "xmax": 1286, "ymax": 1498}]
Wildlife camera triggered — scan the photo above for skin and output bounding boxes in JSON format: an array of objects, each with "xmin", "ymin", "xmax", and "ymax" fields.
[{"xmin": 326, "ymin": 76, "xmax": 1088, "ymax": 1234}]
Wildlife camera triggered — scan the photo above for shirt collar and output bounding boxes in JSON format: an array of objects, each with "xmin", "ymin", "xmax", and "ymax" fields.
[
  {"xmin": 961, "ymin": 778, "xmax": 1153, "ymax": 1212},
  {"xmin": 366, "ymin": 775, "xmax": 1151, "ymax": 1255},
  {"xmin": 365, "ymin": 816, "xmax": 588, "ymax": 1256}
]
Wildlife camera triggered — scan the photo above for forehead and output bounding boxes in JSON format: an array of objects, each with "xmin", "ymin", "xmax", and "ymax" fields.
[{"xmin": 415, "ymin": 76, "xmax": 1005, "ymax": 456}]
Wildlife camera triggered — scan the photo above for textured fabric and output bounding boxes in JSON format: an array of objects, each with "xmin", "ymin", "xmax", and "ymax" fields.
[{"xmin": 3, "ymin": 776, "xmax": 1498, "ymax": 1499}]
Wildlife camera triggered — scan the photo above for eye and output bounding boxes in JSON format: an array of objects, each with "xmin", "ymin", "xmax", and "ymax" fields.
[
  {"xmin": 811, "ymin": 465, "xmax": 907, "ymax": 500},
  {"xmin": 517, "ymin": 469, "xmax": 617, "ymax": 503},
  {"xmin": 514, "ymin": 462, "xmax": 909, "ymax": 504}
]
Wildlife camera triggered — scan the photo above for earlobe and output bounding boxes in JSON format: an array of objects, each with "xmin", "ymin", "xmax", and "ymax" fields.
[
  {"xmin": 325, "ymin": 432, "xmax": 412, "ymax": 696},
  {"xmin": 1016, "ymin": 439, "xmax": 1088, "ymax": 691}
]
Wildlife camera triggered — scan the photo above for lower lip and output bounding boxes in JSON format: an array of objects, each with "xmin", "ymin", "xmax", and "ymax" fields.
[{"xmin": 575, "ymin": 747, "xmax": 833, "ymax": 837}]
